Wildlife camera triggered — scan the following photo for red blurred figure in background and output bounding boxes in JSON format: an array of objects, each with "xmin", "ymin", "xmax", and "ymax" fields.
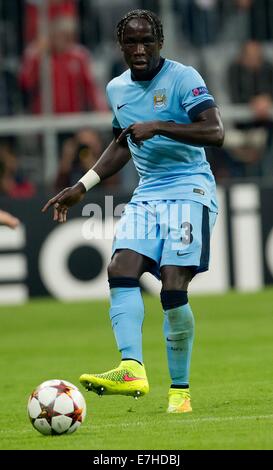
[
  {"xmin": 19, "ymin": 14, "xmax": 107, "ymax": 114},
  {"xmin": 24, "ymin": 0, "xmax": 78, "ymax": 45}
]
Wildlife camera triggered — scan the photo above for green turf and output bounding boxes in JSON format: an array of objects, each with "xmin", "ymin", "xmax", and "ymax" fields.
[{"xmin": 0, "ymin": 290, "xmax": 273, "ymax": 450}]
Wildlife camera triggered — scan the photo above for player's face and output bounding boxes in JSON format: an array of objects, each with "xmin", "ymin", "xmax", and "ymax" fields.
[{"xmin": 121, "ymin": 18, "xmax": 163, "ymax": 79}]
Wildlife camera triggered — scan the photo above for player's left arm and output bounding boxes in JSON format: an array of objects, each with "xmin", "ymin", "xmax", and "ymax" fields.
[
  {"xmin": 117, "ymin": 107, "xmax": 224, "ymax": 148},
  {"xmin": 156, "ymin": 107, "xmax": 225, "ymax": 147}
]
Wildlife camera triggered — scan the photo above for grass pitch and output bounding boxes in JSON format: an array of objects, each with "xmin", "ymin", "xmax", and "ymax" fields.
[{"xmin": 0, "ymin": 289, "xmax": 273, "ymax": 450}]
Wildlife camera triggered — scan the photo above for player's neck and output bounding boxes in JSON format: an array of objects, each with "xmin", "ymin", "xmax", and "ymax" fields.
[{"xmin": 131, "ymin": 57, "xmax": 165, "ymax": 82}]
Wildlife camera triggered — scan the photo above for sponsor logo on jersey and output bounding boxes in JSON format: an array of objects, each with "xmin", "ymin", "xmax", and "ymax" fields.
[{"xmin": 193, "ymin": 188, "xmax": 205, "ymax": 195}]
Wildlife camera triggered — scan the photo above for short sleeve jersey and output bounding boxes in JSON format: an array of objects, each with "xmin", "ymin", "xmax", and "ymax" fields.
[{"xmin": 106, "ymin": 59, "xmax": 218, "ymax": 212}]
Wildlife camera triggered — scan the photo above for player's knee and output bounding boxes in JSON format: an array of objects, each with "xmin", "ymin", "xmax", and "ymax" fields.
[
  {"xmin": 108, "ymin": 250, "xmax": 148, "ymax": 279},
  {"xmin": 161, "ymin": 290, "xmax": 188, "ymax": 311},
  {"xmin": 107, "ymin": 257, "xmax": 125, "ymax": 278},
  {"xmin": 161, "ymin": 266, "xmax": 193, "ymax": 290},
  {"xmin": 107, "ymin": 252, "xmax": 137, "ymax": 278}
]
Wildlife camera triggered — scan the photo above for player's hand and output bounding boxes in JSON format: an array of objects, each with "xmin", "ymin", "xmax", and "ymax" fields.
[
  {"xmin": 116, "ymin": 121, "xmax": 159, "ymax": 146},
  {"xmin": 41, "ymin": 182, "xmax": 86, "ymax": 223}
]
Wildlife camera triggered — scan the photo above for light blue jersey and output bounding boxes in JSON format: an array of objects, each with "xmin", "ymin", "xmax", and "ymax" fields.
[{"xmin": 106, "ymin": 58, "xmax": 218, "ymax": 212}]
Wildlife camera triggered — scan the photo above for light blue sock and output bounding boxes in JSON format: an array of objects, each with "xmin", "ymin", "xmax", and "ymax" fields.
[
  {"xmin": 163, "ymin": 303, "xmax": 195, "ymax": 386},
  {"xmin": 109, "ymin": 287, "xmax": 144, "ymax": 364}
]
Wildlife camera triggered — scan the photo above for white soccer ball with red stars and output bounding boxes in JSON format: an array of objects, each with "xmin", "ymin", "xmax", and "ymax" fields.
[{"xmin": 27, "ymin": 379, "xmax": 86, "ymax": 435}]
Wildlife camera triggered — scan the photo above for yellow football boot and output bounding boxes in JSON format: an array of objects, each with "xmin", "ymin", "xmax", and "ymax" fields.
[
  {"xmin": 167, "ymin": 388, "xmax": 192, "ymax": 413},
  {"xmin": 80, "ymin": 360, "xmax": 149, "ymax": 399}
]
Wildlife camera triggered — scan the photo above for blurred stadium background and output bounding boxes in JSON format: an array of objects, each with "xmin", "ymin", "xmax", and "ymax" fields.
[{"xmin": 0, "ymin": 0, "xmax": 273, "ymax": 304}]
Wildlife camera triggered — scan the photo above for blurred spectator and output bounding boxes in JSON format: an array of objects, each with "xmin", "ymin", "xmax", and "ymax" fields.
[
  {"xmin": 234, "ymin": 0, "xmax": 252, "ymax": 6},
  {"xmin": 228, "ymin": 41, "xmax": 273, "ymax": 104},
  {"xmin": 0, "ymin": 0, "xmax": 23, "ymax": 56},
  {"xmin": 227, "ymin": 40, "xmax": 273, "ymax": 176},
  {"xmin": 248, "ymin": 0, "xmax": 273, "ymax": 41},
  {"xmin": 0, "ymin": 157, "xmax": 20, "ymax": 228},
  {"xmin": 55, "ymin": 128, "xmax": 119, "ymax": 190},
  {"xmin": 0, "ymin": 142, "xmax": 36, "ymax": 198},
  {"xmin": 19, "ymin": 16, "xmax": 107, "ymax": 114},
  {"xmin": 217, "ymin": 0, "xmax": 252, "ymax": 43},
  {"xmin": 222, "ymin": 0, "xmax": 273, "ymax": 42},
  {"xmin": 173, "ymin": 0, "xmax": 223, "ymax": 47},
  {"xmin": 110, "ymin": 57, "xmax": 127, "ymax": 81},
  {"xmin": 0, "ymin": 1, "xmax": 24, "ymax": 115},
  {"xmin": 0, "ymin": 60, "xmax": 20, "ymax": 116},
  {"xmin": 206, "ymin": 145, "xmax": 246, "ymax": 180},
  {"xmin": 24, "ymin": 0, "xmax": 78, "ymax": 45},
  {"xmin": 78, "ymin": 0, "xmax": 160, "ymax": 50},
  {"xmin": 109, "ymin": 46, "xmax": 127, "ymax": 81},
  {"xmin": 140, "ymin": 0, "xmax": 160, "ymax": 13}
]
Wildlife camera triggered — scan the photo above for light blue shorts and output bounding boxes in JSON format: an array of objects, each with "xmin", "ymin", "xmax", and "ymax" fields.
[{"xmin": 112, "ymin": 200, "xmax": 217, "ymax": 279}]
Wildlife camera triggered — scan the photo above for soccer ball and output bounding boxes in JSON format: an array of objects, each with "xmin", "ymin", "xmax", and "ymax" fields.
[{"xmin": 27, "ymin": 379, "xmax": 86, "ymax": 435}]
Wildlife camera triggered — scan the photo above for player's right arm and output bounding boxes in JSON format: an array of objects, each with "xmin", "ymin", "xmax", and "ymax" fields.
[{"xmin": 42, "ymin": 139, "xmax": 131, "ymax": 223}]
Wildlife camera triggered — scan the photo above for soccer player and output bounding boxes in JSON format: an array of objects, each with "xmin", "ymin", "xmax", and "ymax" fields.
[{"xmin": 42, "ymin": 9, "xmax": 224, "ymax": 413}]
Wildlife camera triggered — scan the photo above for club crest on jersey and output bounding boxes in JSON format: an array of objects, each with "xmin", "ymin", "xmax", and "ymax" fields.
[{"xmin": 153, "ymin": 89, "xmax": 167, "ymax": 108}]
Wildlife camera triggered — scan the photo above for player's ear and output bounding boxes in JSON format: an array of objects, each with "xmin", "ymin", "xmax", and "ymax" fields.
[{"xmin": 158, "ymin": 40, "xmax": 163, "ymax": 50}]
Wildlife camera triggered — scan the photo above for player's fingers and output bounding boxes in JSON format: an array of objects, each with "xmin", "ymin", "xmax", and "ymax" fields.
[
  {"xmin": 59, "ymin": 211, "xmax": 64, "ymax": 223},
  {"xmin": 54, "ymin": 202, "xmax": 65, "ymax": 221},
  {"xmin": 53, "ymin": 205, "xmax": 59, "ymax": 221},
  {"xmin": 116, "ymin": 126, "xmax": 131, "ymax": 143},
  {"xmin": 63, "ymin": 209, "xmax": 68, "ymax": 223},
  {"xmin": 57, "ymin": 192, "xmax": 70, "ymax": 205},
  {"xmin": 59, "ymin": 205, "xmax": 68, "ymax": 223},
  {"xmin": 59, "ymin": 206, "xmax": 65, "ymax": 223},
  {"xmin": 42, "ymin": 197, "xmax": 56, "ymax": 213},
  {"xmin": 116, "ymin": 130, "xmax": 127, "ymax": 143},
  {"xmin": 130, "ymin": 133, "xmax": 143, "ymax": 146},
  {"xmin": 42, "ymin": 188, "xmax": 69, "ymax": 213}
]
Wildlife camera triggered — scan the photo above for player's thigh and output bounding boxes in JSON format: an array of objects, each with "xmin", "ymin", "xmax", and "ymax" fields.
[
  {"xmin": 108, "ymin": 248, "xmax": 154, "ymax": 279},
  {"xmin": 111, "ymin": 201, "xmax": 162, "ymax": 276},
  {"xmin": 161, "ymin": 265, "xmax": 194, "ymax": 290}
]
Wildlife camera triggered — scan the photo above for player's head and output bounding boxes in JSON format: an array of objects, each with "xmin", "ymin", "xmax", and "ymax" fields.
[{"xmin": 116, "ymin": 9, "xmax": 164, "ymax": 79}]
